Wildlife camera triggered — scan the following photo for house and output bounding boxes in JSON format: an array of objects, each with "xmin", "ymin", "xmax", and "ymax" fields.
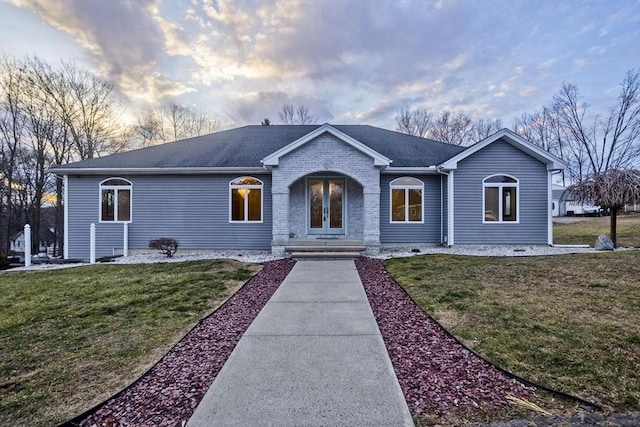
[
  {"xmin": 10, "ymin": 227, "xmax": 56, "ymax": 254},
  {"xmin": 50, "ymin": 124, "xmax": 564, "ymax": 259}
]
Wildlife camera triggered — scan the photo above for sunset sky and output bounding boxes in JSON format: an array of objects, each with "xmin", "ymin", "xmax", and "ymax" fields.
[{"xmin": 1, "ymin": 0, "xmax": 638, "ymax": 129}]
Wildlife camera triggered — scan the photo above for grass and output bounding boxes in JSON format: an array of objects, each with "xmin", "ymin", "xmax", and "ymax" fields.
[
  {"xmin": 554, "ymin": 213, "xmax": 640, "ymax": 247},
  {"xmin": 0, "ymin": 260, "xmax": 260, "ymax": 427},
  {"xmin": 385, "ymin": 251, "xmax": 640, "ymax": 419}
]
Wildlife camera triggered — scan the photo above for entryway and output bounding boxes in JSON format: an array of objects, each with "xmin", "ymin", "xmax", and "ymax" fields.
[{"xmin": 307, "ymin": 178, "xmax": 345, "ymax": 235}]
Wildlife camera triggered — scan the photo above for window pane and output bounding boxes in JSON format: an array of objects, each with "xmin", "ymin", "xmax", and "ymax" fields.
[
  {"xmin": 101, "ymin": 190, "xmax": 115, "ymax": 221},
  {"xmin": 391, "ymin": 189, "xmax": 406, "ymax": 222},
  {"xmin": 103, "ymin": 179, "xmax": 131, "ymax": 186},
  {"xmin": 329, "ymin": 181, "xmax": 343, "ymax": 229},
  {"xmin": 484, "ymin": 187, "xmax": 499, "ymax": 221},
  {"xmin": 117, "ymin": 189, "xmax": 131, "ymax": 221},
  {"xmin": 309, "ymin": 180, "xmax": 323, "ymax": 229},
  {"xmin": 408, "ymin": 189, "xmax": 422, "ymax": 221},
  {"xmin": 391, "ymin": 177, "xmax": 422, "ymax": 186},
  {"xmin": 247, "ymin": 188, "xmax": 262, "ymax": 221},
  {"xmin": 485, "ymin": 175, "xmax": 517, "ymax": 183},
  {"xmin": 503, "ymin": 187, "xmax": 517, "ymax": 221},
  {"xmin": 231, "ymin": 177, "xmax": 262, "ymax": 186},
  {"xmin": 231, "ymin": 189, "xmax": 245, "ymax": 221}
]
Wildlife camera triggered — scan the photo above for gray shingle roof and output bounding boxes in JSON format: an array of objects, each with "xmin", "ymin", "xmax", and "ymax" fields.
[{"xmin": 52, "ymin": 124, "xmax": 466, "ymax": 171}]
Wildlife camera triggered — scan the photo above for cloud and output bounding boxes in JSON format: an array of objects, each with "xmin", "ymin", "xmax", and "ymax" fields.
[
  {"xmin": 444, "ymin": 53, "xmax": 469, "ymax": 71},
  {"xmin": 7, "ymin": 0, "xmax": 193, "ymax": 101}
]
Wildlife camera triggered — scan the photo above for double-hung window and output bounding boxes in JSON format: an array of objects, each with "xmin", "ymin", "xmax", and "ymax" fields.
[
  {"xmin": 390, "ymin": 177, "xmax": 423, "ymax": 223},
  {"xmin": 483, "ymin": 175, "xmax": 518, "ymax": 223},
  {"xmin": 230, "ymin": 177, "xmax": 263, "ymax": 222},
  {"xmin": 100, "ymin": 178, "xmax": 132, "ymax": 222}
]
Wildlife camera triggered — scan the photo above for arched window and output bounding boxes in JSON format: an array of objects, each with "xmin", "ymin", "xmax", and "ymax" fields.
[
  {"xmin": 230, "ymin": 177, "xmax": 263, "ymax": 222},
  {"xmin": 483, "ymin": 174, "xmax": 518, "ymax": 223},
  {"xmin": 100, "ymin": 178, "xmax": 132, "ymax": 222},
  {"xmin": 390, "ymin": 177, "xmax": 424, "ymax": 223}
]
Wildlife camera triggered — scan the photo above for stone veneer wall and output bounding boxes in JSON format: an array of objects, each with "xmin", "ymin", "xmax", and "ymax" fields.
[{"xmin": 271, "ymin": 133, "xmax": 381, "ymax": 255}]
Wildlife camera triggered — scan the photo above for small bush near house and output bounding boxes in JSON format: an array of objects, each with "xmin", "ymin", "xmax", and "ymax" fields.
[
  {"xmin": 0, "ymin": 255, "xmax": 10, "ymax": 270},
  {"xmin": 149, "ymin": 238, "xmax": 179, "ymax": 257}
]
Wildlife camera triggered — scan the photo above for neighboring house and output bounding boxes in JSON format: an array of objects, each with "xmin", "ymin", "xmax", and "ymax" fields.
[
  {"xmin": 10, "ymin": 227, "xmax": 56, "ymax": 254},
  {"xmin": 50, "ymin": 124, "xmax": 564, "ymax": 259},
  {"xmin": 552, "ymin": 185, "xmax": 565, "ymax": 217}
]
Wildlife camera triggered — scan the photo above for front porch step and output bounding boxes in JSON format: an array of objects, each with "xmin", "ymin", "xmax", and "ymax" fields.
[
  {"xmin": 284, "ymin": 239, "xmax": 366, "ymax": 259},
  {"xmin": 285, "ymin": 245, "xmax": 366, "ymax": 253},
  {"xmin": 289, "ymin": 251, "xmax": 362, "ymax": 259}
]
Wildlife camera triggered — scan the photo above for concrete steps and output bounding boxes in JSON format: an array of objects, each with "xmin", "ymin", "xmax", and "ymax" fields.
[{"xmin": 285, "ymin": 240, "xmax": 365, "ymax": 259}]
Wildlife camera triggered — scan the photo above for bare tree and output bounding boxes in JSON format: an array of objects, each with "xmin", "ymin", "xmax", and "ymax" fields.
[
  {"xmin": 133, "ymin": 102, "xmax": 220, "ymax": 146},
  {"xmin": 278, "ymin": 103, "xmax": 317, "ymax": 125},
  {"xmin": 568, "ymin": 169, "xmax": 640, "ymax": 247},
  {"xmin": 395, "ymin": 106, "xmax": 432, "ymax": 138},
  {"xmin": 0, "ymin": 56, "xmax": 27, "ymax": 256},
  {"xmin": 395, "ymin": 106, "xmax": 488, "ymax": 146},
  {"xmin": 429, "ymin": 110, "xmax": 475, "ymax": 145},
  {"xmin": 552, "ymin": 69, "xmax": 640, "ymax": 180},
  {"xmin": 473, "ymin": 118, "xmax": 503, "ymax": 141}
]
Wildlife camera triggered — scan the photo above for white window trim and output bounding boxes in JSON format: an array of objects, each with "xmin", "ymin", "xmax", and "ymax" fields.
[
  {"xmin": 482, "ymin": 174, "xmax": 519, "ymax": 224},
  {"xmin": 98, "ymin": 177, "xmax": 132, "ymax": 224},
  {"xmin": 389, "ymin": 177, "xmax": 425, "ymax": 224},
  {"xmin": 229, "ymin": 177, "xmax": 264, "ymax": 223}
]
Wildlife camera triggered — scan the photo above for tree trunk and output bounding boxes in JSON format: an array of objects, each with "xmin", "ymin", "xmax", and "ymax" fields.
[{"xmin": 610, "ymin": 207, "xmax": 618, "ymax": 248}]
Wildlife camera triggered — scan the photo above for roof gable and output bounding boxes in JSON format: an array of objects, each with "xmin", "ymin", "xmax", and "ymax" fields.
[
  {"xmin": 261, "ymin": 124, "xmax": 391, "ymax": 167},
  {"xmin": 439, "ymin": 128, "xmax": 565, "ymax": 171}
]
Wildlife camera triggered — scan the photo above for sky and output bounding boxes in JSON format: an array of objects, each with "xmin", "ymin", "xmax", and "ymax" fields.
[{"xmin": 0, "ymin": 0, "xmax": 638, "ymax": 130}]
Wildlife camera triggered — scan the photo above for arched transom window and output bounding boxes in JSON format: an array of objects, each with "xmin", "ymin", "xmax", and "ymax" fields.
[
  {"xmin": 390, "ymin": 177, "xmax": 424, "ymax": 223},
  {"xmin": 230, "ymin": 177, "xmax": 263, "ymax": 222},
  {"xmin": 483, "ymin": 174, "xmax": 518, "ymax": 223},
  {"xmin": 100, "ymin": 178, "xmax": 132, "ymax": 222}
]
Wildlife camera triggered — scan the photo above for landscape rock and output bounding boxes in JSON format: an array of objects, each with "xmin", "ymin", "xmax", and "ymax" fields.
[{"xmin": 595, "ymin": 234, "xmax": 615, "ymax": 251}]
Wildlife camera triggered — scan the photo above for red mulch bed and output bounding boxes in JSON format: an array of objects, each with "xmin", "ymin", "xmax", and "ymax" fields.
[
  {"xmin": 355, "ymin": 257, "xmax": 534, "ymax": 417},
  {"xmin": 74, "ymin": 258, "xmax": 295, "ymax": 427}
]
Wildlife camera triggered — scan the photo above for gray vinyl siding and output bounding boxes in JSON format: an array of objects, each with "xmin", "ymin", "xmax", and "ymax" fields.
[
  {"xmin": 380, "ymin": 174, "xmax": 441, "ymax": 243},
  {"xmin": 453, "ymin": 139, "xmax": 548, "ymax": 244},
  {"xmin": 66, "ymin": 174, "xmax": 272, "ymax": 259}
]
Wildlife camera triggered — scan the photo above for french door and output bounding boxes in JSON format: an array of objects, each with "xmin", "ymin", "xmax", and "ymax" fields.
[{"xmin": 308, "ymin": 179, "xmax": 345, "ymax": 235}]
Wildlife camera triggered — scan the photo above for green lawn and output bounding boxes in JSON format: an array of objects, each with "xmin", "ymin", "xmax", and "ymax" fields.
[
  {"xmin": 554, "ymin": 214, "xmax": 640, "ymax": 247},
  {"xmin": 0, "ymin": 260, "xmax": 260, "ymax": 427},
  {"xmin": 385, "ymin": 252, "xmax": 640, "ymax": 417}
]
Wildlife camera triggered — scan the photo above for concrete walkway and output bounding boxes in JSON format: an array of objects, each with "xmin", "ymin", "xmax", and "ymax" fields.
[{"xmin": 187, "ymin": 260, "xmax": 414, "ymax": 427}]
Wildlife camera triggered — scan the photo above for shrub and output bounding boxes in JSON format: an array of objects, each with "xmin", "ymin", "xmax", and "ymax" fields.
[{"xmin": 148, "ymin": 238, "xmax": 179, "ymax": 258}]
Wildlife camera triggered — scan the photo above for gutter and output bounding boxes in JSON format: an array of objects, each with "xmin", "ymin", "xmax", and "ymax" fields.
[{"xmin": 47, "ymin": 167, "xmax": 269, "ymax": 176}]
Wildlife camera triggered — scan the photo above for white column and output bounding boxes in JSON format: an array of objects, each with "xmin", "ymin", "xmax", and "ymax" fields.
[
  {"xmin": 90, "ymin": 223, "xmax": 96, "ymax": 264},
  {"xmin": 447, "ymin": 170, "xmax": 455, "ymax": 246},
  {"xmin": 24, "ymin": 224, "xmax": 32, "ymax": 268},
  {"xmin": 547, "ymin": 171, "xmax": 553, "ymax": 246},
  {"xmin": 63, "ymin": 175, "xmax": 69, "ymax": 259},
  {"xmin": 363, "ymin": 185, "xmax": 381, "ymax": 254},
  {"xmin": 271, "ymin": 186, "xmax": 290, "ymax": 256},
  {"xmin": 123, "ymin": 222, "xmax": 129, "ymax": 257}
]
